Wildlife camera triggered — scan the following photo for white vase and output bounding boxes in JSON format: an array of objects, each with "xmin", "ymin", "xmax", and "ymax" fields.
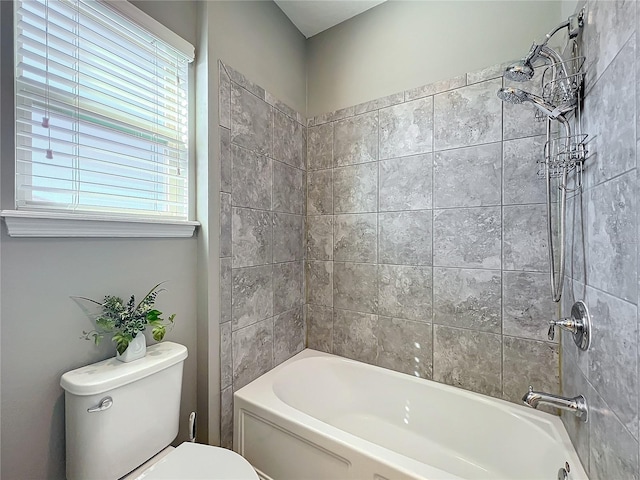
[{"xmin": 116, "ymin": 333, "xmax": 147, "ymax": 363}]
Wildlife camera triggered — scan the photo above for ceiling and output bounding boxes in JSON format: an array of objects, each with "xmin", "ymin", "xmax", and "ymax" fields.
[{"xmin": 274, "ymin": 0, "xmax": 387, "ymax": 38}]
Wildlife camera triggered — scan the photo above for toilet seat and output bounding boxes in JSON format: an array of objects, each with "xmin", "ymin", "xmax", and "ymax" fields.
[{"xmin": 133, "ymin": 443, "xmax": 259, "ymax": 480}]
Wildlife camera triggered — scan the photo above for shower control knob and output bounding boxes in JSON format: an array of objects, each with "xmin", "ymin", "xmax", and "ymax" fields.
[{"xmin": 548, "ymin": 301, "xmax": 591, "ymax": 351}]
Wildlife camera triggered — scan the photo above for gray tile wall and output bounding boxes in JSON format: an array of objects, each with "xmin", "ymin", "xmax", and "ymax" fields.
[
  {"xmin": 561, "ymin": 1, "xmax": 640, "ymax": 478},
  {"xmin": 305, "ymin": 60, "xmax": 560, "ymax": 409},
  {"xmin": 218, "ymin": 61, "xmax": 306, "ymax": 449}
]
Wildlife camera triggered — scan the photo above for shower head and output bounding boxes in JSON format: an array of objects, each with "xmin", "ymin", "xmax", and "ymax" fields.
[
  {"xmin": 497, "ymin": 87, "xmax": 568, "ymax": 119},
  {"xmin": 497, "ymin": 86, "xmax": 529, "ymax": 104},
  {"xmin": 504, "ymin": 12, "xmax": 583, "ymax": 83},
  {"xmin": 504, "ymin": 60, "xmax": 536, "ymax": 82},
  {"xmin": 504, "ymin": 43, "xmax": 540, "ymax": 82}
]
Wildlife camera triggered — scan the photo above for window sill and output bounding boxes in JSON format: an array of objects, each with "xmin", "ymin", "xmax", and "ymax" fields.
[{"xmin": 1, "ymin": 210, "xmax": 199, "ymax": 238}]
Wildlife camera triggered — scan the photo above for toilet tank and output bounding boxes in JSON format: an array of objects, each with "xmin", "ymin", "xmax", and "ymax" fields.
[{"xmin": 61, "ymin": 342, "xmax": 188, "ymax": 480}]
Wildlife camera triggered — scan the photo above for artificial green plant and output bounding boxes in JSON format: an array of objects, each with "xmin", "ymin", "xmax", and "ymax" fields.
[{"xmin": 78, "ymin": 283, "xmax": 176, "ymax": 355}]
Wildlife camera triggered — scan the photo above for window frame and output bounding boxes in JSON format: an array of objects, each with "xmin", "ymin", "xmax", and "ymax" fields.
[{"xmin": 1, "ymin": 0, "xmax": 198, "ymax": 238}]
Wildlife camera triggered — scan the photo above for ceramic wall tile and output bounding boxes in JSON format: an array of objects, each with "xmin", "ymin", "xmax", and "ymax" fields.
[
  {"xmin": 307, "ymin": 123, "xmax": 333, "ymax": 171},
  {"xmin": 586, "ymin": 285, "xmax": 638, "ymax": 440},
  {"xmin": 433, "ymin": 267, "xmax": 501, "ymax": 334},
  {"xmin": 378, "ymin": 210, "xmax": 432, "ymax": 265},
  {"xmin": 502, "ymin": 204, "xmax": 549, "ymax": 272},
  {"xmin": 502, "ymin": 271, "xmax": 556, "ymax": 342},
  {"xmin": 378, "ymin": 264, "xmax": 432, "ymax": 322},
  {"xmin": 314, "ymin": 105, "xmax": 356, "ymax": 126},
  {"xmin": 220, "ymin": 192, "xmax": 232, "ymax": 257},
  {"xmin": 333, "ymin": 214, "xmax": 377, "ymax": 263},
  {"xmin": 589, "ymin": 388, "xmax": 639, "ymax": 480},
  {"xmin": 306, "ymin": 261, "xmax": 333, "ymax": 307},
  {"xmin": 232, "ymin": 318, "xmax": 273, "ymax": 390},
  {"xmin": 231, "ymin": 83, "xmax": 272, "ymax": 156},
  {"xmin": 333, "ymin": 262, "xmax": 378, "ymax": 314},
  {"xmin": 273, "ymin": 261, "xmax": 303, "ymax": 316},
  {"xmin": 354, "ymin": 92, "xmax": 405, "ymax": 115},
  {"xmin": 220, "ymin": 127, "xmax": 231, "ymax": 193},
  {"xmin": 306, "ymin": 304, "xmax": 333, "ymax": 353},
  {"xmin": 583, "ymin": 0, "xmax": 635, "ymax": 90},
  {"xmin": 231, "ymin": 144, "xmax": 271, "ymax": 210},
  {"xmin": 502, "ymin": 336, "xmax": 559, "ymax": 404},
  {"xmin": 224, "ymin": 63, "xmax": 265, "ymax": 99},
  {"xmin": 273, "ymin": 160, "xmax": 304, "ymax": 215},
  {"xmin": 561, "ymin": 356, "xmax": 590, "ymax": 472},
  {"xmin": 379, "ymin": 97, "xmax": 433, "ymax": 159},
  {"xmin": 466, "ymin": 62, "xmax": 510, "ymax": 85},
  {"xmin": 333, "ymin": 309, "xmax": 379, "ymax": 364},
  {"xmin": 433, "ymin": 325, "xmax": 502, "ymax": 397},
  {"xmin": 565, "ymin": 189, "xmax": 588, "ymax": 285},
  {"xmin": 503, "ymin": 104, "xmax": 547, "ymax": 142},
  {"xmin": 307, "ymin": 169, "xmax": 333, "ymax": 215},
  {"xmin": 433, "ymin": 207, "xmax": 501, "ymax": 269},
  {"xmin": 273, "ymin": 213, "xmax": 304, "ymax": 263},
  {"xmin": 220, "ymin": 322, "xmax": 232, "ymax": 391},
  {"xmin": 231, "ymin": 264, "xmax": 273, "ymax": 331},
  {"xmin": 433, "ymin": 143, "xmax": 502, "ymax": 208},
  {"xmin": 404, "ymin": 74, "xmax": 466, "ymax": 101},
  {"xmin": 587, "ymin": 171, "xmax": 637, "ymax": 303},
  {"xmin": 232, "ymin": 207, "xmax": 272, "ymax": 268},
  {"xmin": 265, "ymin": 91, "xmax": 299, "ymax": 125},
  {"xmin": 220, "ymin": 258, "xmax": 232, "ymax": 324},
  {"xmin": 376, "ymin": 317, "xmax": 433, "ymax": 379},
  {"xmin": 306, "ymin": 215, "xmax": 333, "ymax": 261},
  {"xmin": 379, "ymin": 154, "xmax": 432, "ymax": 211},
  {"xmin": 219, "ymin": 61, "xmax": 231, "ymax": 129},
  {"xmin": 583, "ymin": 38, "xmax": 635, "ymax": 188},
  {"xmin": 333, "ymin": 111, "xmax": 378, "ymax": 166},
  {"xmin": 333, "ymin": 163, "xmax": 378, "ymax": 213},
  {"xmin": 274, "ymin": 306, "xmax": 305, "ymax": 365},
  {"xmin": 220, "ymin": 386, "xmax": 233, "ymax": 450},
  {"xmin": 274, "ymin": 110, "xmax": 304, "ymax": 169},
  {"xmin": 433, "ymin": 78, "xmax": 502, "ymax": 150},
  {"xmin": 502, "ymin": 135, "xmax": 547, "ymax": 205}
]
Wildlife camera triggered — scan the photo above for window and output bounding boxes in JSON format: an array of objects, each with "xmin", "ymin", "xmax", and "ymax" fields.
[{"xmin": 13, "ymin": 0, "xmax": 194, "ymax": 223}]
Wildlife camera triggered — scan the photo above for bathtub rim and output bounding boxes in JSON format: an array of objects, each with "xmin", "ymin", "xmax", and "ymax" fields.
[{"xmin": 233, "ymin": 348, "xmax": 588, "ymax": 480}]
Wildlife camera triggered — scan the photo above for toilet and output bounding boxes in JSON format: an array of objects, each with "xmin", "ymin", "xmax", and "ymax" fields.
[{"xmin": 60, "ymin": 342, "xmax": 258, "ymax": 480}]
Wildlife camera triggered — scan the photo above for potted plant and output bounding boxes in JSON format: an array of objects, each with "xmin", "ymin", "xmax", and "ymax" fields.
[{"xmin": 78, "ymin": 283, "xmax": 176, "ymax": 362}]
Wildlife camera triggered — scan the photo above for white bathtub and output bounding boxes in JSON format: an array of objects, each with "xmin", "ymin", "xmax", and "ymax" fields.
[{"xmin": 234, "ymin": 349, "xmax": 587, "ymax": 480}]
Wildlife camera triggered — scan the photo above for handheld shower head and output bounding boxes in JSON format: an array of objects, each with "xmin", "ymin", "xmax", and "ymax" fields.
[
  {"xmin": 497, "ymin": 86, "xmax": 529, "ymax": 104},
  {"xmin": 497, "ymin": 87, "xmax": 570, "ymax": 119}
]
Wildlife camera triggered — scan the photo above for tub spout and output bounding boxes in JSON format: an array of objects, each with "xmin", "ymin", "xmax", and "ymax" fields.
[{"xmin": 522, "ymin": 386, "xmax": 588, "ymax": 422}]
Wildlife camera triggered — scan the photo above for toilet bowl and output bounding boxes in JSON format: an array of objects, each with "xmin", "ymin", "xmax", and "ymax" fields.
[
  {"xmin": 61, "ymin": 342, "xmax": 257, "ymax": 480},
  {"xmin": 126, "ymin": 443, "xmax": 259, "ymax": 480}
]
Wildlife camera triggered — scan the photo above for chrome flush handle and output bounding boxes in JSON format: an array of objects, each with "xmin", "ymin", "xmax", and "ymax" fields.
[{"xmin": 87, "ymin": 396, "xmax": 113, "ymax": 413}]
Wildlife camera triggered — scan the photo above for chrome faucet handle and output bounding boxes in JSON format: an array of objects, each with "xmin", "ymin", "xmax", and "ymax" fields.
[
  {"xmin": 548, "ymin": 318, "xmax": 577, "ymax": 340},
  {"xmin": 547, "ymin": 301, "xmax": 591, "ymax": 351}
]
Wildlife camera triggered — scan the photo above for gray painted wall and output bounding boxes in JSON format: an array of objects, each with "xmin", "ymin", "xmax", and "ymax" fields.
[
  {"xmin": 306, "ymin": 1, "xmax": 563, "ymax": 116},
  {"xmin": 561, "ymin": 0, "xmax": 640, "ymax": 477},
  {"xmin": 0, "ymin": 2, "xmax": 198, "ymax": 479},
  {"xmin": 304, "ymin": 63, "xmax": 560, "ymax": 405}
]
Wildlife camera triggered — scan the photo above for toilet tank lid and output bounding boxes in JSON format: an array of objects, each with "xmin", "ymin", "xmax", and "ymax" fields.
[{"xmin": 60, "ymin": 342, "xmax": 188, "ymax": 396}]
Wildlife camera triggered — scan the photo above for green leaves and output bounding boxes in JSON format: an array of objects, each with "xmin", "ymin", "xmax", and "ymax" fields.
[
  {"xmin": 151, "ymin": 325, "xmax": 166, "ymax": 342},
  {"xmin": 112, "ymin": 332, "xmax": 133, "ymax": 355},
  {"xmin": 77, "ymin": 283, "xmax": 176, "ymax": 354}
]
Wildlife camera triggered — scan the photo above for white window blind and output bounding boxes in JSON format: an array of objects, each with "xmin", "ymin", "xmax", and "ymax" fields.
[{"xmin": 14, "ymin": 0, "xmax": 194, "ymax": 220}]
